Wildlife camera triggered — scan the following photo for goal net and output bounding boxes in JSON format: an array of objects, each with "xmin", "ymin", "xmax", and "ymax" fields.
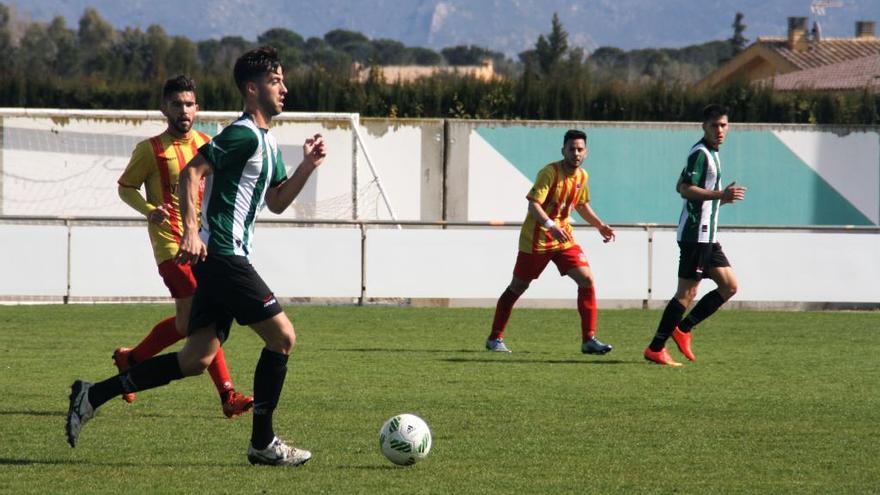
[{"xmin": 0, "ymin": 109, "xmax": 397, "ymax": 221}]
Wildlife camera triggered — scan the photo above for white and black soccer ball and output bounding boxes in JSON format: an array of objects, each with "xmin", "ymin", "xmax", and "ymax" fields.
[{"xmin": 378, "ymin": 413, "xmax": 432, "ymax": 466}]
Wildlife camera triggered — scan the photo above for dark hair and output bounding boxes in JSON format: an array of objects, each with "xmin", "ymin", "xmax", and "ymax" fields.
[
  {"xmin": 233, "ymin": 46, "xmax": 283, "ymax": 95},
  {"xmin": 563, "ymin": 129, "xmax": 587, "ymax": 145},
  {"xmin": 702, "ymin": 103, "xmax": 729, "ymax": 122},
  {"xmin": 162, "ymin": 75, "xmax": 196, "ymax": 101}
]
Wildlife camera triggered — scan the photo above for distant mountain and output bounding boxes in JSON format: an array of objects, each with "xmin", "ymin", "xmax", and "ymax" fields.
[{"xmin": 10, "ymin": 0, "xmax": 880, "ymax": 55}]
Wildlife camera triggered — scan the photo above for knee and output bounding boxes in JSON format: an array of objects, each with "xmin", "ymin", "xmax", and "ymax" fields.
[
  {"xmin": 178, "ymin": 351, "xmax": 213, "ymax": 377},
  {"xmin": 720, "ymin": 283, "xmax": 738, "ymax": 300},
  {"xmin": 676, "ymin": 287, "xmax": 698, "ymax": 306},
  {"xmin": 174, "ymin": 320, "xmax": 188, "ymax": 336},
  {"xmin": 577, "ymin": 276, "xmax": 594, "ymax": 289},
  {"xmin": 509, "ymin": 279, "xmax": 530, "ymax": 295},
  {"xmin": 267, "ymin": 324, "xmax": 297, "ymax": 355},
  {"xmin": 279, "ymin": 329, "xmax": 296, "ymax": 354}
]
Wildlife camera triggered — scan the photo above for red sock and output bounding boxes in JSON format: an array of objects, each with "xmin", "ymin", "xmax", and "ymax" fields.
[
  {"xmin": 490, "ymin": 288, "xmax": 521, "ymax": 340},
  {"xmin": 578, "ymin": 286, "xmax": 597, "ymax": 341},
  {"xmin": 130, "ymin": 316, "xmax": 183, "ymax": 364},
  {"xmin": 207, "ymin": 347, "xmax": 234, "ymax": 397}
]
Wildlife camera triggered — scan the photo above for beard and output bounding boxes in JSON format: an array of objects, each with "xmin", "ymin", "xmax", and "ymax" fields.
[
  {"xmin": 259, "ymin": 94, "xmax": 284, "ymax": 117},
  {"xmin": 562, "ymin": 158, "xmax": 582, "ymax": 169},
  {"xmin": 170, "ymin": 120, "xmax": 192, "ymax": 135}
]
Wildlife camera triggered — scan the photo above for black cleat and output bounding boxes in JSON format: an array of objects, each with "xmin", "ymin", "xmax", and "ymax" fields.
[
  {"xmin": 66, "ymin": 380, "xmax": 95, "ymax": 448},
  {"xmin": 581, "ymin": 338, "xmax": 613, "ymax": 355}
]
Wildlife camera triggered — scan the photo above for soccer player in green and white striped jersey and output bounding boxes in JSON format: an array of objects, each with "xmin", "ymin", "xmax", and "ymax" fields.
[
  {"xmin": 644, "ymin": 104, "xmax": 747, "ymax": 367},
  {"xmin": 66, "ymin": 47, "xmax": 326, "ymax": 467}
]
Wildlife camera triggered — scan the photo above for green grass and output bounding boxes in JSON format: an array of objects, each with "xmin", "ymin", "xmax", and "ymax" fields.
[{"xmin": 0, "ymin": 304, "xmax": 878, "ymax": 494}]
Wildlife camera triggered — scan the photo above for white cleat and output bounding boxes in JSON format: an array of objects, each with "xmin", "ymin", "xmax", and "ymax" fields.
[
  {"xmin": 485, "ymin": 338, "xmax": 512, "ymax": 353},
  {"xmin": 248, "ymin": 436, "xmax": 312, "ymax": 467}
]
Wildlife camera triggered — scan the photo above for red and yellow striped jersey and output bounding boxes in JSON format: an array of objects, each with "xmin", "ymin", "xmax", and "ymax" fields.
[
  {"xmin": 118, "ymin": 130, "xmax": 210, "ymax": 264},
  {"xmin": 519, "ymin": 161, "xmax": 591, "ymax": 254}
]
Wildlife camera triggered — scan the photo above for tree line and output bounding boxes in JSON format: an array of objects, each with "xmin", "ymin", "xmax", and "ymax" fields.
[{"xmin": 1, "ymin": 5, "xmax": 877, "ymax": 124}]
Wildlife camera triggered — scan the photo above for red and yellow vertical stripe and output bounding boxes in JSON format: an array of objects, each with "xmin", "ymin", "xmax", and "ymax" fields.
[
  {"xmin": 134, "ymin": 130, "xmax": 210, "ymax": 264},
  {"xmin": 519, "ymin": 161, "xmax": 590, "ymax": 254}
]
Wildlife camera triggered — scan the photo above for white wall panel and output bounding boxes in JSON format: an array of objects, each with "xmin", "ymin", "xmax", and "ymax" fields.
[
  {"xmin": 250, "ymin": 227, "xmax": 361, "ymax": 298},
  {"xmin": 69, "ymin": 226, "xmax": 166, "ymax": 297},
  {"xmin": 0, "ymin": 225, "xmax": 68, "ymax": 296},
  {"xmin": 364, "ymin": 228, "xmax": 649, "ymax": 300},
  {"xmin": 356, "ymin": 124, "xmax": 423, "ymax": 220},
  {"xmin": 651, "ymin": 231, "xmax": 880, "ymax": 303}
]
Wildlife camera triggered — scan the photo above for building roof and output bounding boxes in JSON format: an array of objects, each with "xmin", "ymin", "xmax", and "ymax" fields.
[
  {"xmin": 761, "ymin": 54, "xmax": 880, "ymax": 91},
  {"xmin": 753, "ymin": 37, "xmax": 880, "ymax": 70},
  {"xmin": 352, "ymin": 60, "xmax": 496, "ymax": 83}
]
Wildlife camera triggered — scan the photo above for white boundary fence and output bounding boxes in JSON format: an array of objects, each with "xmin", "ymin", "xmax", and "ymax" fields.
[{"xmin": 1, "ymin": 217, "xmax": 878, "ymax": 307}]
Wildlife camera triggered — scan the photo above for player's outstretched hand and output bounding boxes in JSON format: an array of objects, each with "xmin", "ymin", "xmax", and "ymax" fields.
[
  {"xmin": 303, "ymin": 133, "xmax": 327, "ymax": 167},
  {"xmin": 148, "ymin": 203, "xmax": 172, "ymax": 225},
  {"xmin": 598, "ymin": 224, "xmax": 616, "ymax": 243},
  {"xmin": 176, "ymin": 230, "xmax": 207, "ymax": 266},
  {"xmin": 721, "ymin": 181, "xmax": 747, "ymax": 204}
]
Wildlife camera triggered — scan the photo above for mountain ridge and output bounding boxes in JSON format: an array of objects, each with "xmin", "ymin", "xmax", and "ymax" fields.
[{"xmin": 10, "ymin": 0, "xmax": 880, "ymax": 55}]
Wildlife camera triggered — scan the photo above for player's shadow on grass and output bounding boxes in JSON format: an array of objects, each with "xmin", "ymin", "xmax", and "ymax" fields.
[
  {"xmin": 441, "ymin": 357, "xmax": 629, "ymax": 365},
  {"xmin": 0, "ymin": 410, "xmax": 63, "ymax": 417},
  {"xmin": 0, "ymin": 457, "xmax": 87, "ymax": 466},
  {"xmin": 0, "ymin": 457, "xmax": 243, "ymax": 468},
  {"xmin": 334, "ymin": 464, "xmax": 403, "ymax": 470},
  {"xmin": 0, "ymin": 410, "xmax": 230, "ymax": 421},
  {"xmin": 323, "ymin": 347, "xmax": 491, "ymax": 354}
]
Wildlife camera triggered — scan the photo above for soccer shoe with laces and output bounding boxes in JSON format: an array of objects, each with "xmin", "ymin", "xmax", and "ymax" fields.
[
  {"xmin": 643, "ymin": 347, "xmax": 684, "ymax": 367},
  {"xmin": 581, "ymin": 337, "xmax": 613, "ymax": 355},
  {"xmin": 672, "ymin": 327, "xmax": 696, "ymax": 362},
  {"xmin": 112, "ymin": 347, "xmax": 136, "ymax": 403},
  {"xmin": 222, "ymin": 390, "xmax": 254, "ymax": 418},
  {"xmin": 66, "ymin": 380, "xmax": 95, "ymax": 448},
  {"xmin": 248, "ymin": 436, "xmax": 312, "ymax": 467},
  {"xmin": 485, "ymin": 338, "xmax": 511, "ymax": 353}
]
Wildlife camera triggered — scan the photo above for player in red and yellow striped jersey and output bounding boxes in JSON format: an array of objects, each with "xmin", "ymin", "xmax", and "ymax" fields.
[
  {"xmin": 114, "ymin": 75, "xmax": 253, "ymax": 417},
  {"xmin": 486, "ymin": 129, "xmax": 617, "ymax": 354}
]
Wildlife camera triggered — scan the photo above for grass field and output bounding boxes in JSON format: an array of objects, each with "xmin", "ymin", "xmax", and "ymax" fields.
[{"xmin": 0, "ymin": 304, "xmax": 878, "ymax": 494}]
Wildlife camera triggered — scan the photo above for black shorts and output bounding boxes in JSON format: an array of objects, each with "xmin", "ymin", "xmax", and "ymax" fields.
[
  {"xmin": 677, "ymin": 242, "xmax": 730, "ymax": 280},
  {"xmin": 189, "ymin": 255, "xmax": 283, "ymax": 343}
]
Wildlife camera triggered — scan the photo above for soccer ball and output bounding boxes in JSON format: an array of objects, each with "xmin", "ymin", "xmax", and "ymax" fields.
[{"xmin": 378, "ymin": 413, "xmax": 432, "ymax": 466}]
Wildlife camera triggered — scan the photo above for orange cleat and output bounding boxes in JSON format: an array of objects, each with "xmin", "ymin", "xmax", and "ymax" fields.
[
  {"xmin": 222, "ymin": 390, "xmax": 254, "ymax": 418},
  {"xmin": 112, "ymin": 347, "xmax": 136, "ymax": 403},
  {"xmin": 672, "ymin": 327, "xmax": 695, "ymax": 362},
  {"xmin": 643, "ymin": 347, "xmax": 683, "ymax": 367}
]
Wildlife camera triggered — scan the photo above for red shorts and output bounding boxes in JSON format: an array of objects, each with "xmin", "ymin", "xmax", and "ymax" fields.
[
  {"xmin": 157, "ymin": 260, "xmax": 198, "ymax": 299},
  {"xmin": 513, "ymin": 245, "xmax": 590, "ymax": 281}
]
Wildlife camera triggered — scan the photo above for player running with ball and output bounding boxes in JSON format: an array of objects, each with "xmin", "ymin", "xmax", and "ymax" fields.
[{"xmin": 67, "ymin": 46, "xmax": 326, "ymax": 467}]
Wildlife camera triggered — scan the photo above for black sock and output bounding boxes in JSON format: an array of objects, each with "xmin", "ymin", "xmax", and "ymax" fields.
[
  {"xmin": 649, "ymin": 299, "xmax": 686, "ymax": 351},
  {"xmin": 678, "ymin": 290, "xmax": 726, "ymax": 332},
  {"xmin": 87, "ymin": 353, "xmax": 183, "ymax": 409},
  {"xmin": 251, "ymin": 348, "xmax": 289, "ymax": 450}
]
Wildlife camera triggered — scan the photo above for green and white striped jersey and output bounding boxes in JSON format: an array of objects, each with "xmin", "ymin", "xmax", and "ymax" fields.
[
  {"xmin": 677, "ymin": 139, "xmax": 721, "ymax": 243},
  {"xmin": 197, "ymin": 114, "xmax": 287, "ymax": 257}
]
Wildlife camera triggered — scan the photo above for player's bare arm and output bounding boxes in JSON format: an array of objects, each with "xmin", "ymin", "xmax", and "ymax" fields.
[
  {"xmin": 575, "ymin": 203, "xmax": 615, "ymax": 243},
  {"xmin": 678, "ymin": 181, "xmax": 746, "ymax": 204},
  {"xmin": 176, "ymin": 154, "xmax": 213, "ymax": 265},
  {"xmin": 264, "ymin": 134, "xmax": 327, "ymax": 214},
  {"xmin": 528, "ymin": 200, "xmax": 570, "ymax": 243}
]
